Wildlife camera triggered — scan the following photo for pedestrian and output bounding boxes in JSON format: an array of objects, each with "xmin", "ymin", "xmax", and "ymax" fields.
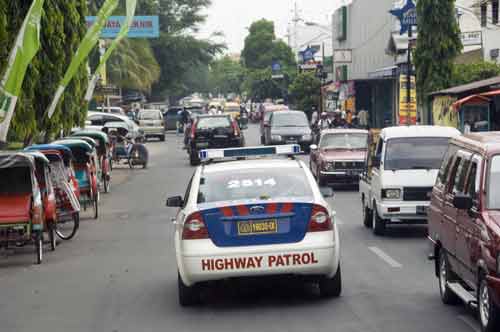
[
  {"xmin": 311, "ymin": 108, "xmax": 319, "ymax": 126},
  {"xmin": 317, "ymin": 112, "xmax": 332, "ymax": 130},
  {"xmin": 358, "ymin": 109, "xmax": 368, "ymax": 128}
]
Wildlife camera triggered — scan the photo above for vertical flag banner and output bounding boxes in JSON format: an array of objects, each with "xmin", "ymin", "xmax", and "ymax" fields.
[
  {"xmin": 46, "ymin": 0, "xmax": 119, "ymax": 118},
  {"xmin": 85, "ymin": 0, "xmax": 137, "ymax": 101},
  {"xmin": 0, "ymin": 0, "xmax": 45, "ymax": 142}
]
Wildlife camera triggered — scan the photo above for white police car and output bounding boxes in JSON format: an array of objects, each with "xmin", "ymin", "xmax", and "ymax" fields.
[{"xmin": 166, "ymin": 145, "xmax": 341, "ymax": 306}]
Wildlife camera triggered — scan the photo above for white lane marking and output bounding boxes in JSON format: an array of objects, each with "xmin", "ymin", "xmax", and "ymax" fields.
[
  {"xmin": 458, "ymin": 315, "xmax": 480, "ymax": 332},
  {"xmin": 368, "ymin": 246, "xmax": 403, "ymax": 268}
]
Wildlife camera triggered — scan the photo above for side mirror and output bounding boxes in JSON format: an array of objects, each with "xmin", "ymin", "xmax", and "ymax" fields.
[
  {"xmin": 453, "ymin": 193, "xmax": 473, "ymax": 210},
  {"xmin": 371, "ymin": 156, "xmax": 381, "ymax": 168},
  {"xmin": 320, "ymin": 187, "xmax": 334, "ymax": 198},
  {"xmin": 166, "ymin": 196, "xmax": 183, "ymax": 207},
  {"xmin": 310, "ymin": 144, "xmax": 318, "ymax": 151}
]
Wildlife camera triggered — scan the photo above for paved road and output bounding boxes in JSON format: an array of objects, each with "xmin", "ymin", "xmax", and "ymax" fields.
[{"xmin": 0, "ymin": 124, "xmax": 480, "ymax": 332}]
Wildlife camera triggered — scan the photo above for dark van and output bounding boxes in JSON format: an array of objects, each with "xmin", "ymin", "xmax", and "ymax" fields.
[{"xmin": 428, "ymin": 133, "xmax": 500, "ymax": 332}]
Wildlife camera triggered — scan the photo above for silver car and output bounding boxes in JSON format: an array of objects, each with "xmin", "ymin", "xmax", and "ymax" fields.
[{"xmin": 137, "ymin": 109, "xmax": 166, "ymax": 141}]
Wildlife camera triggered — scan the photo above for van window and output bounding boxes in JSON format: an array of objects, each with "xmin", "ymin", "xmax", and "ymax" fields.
[
  {"xmin": 437, "ymin": 145, "xmax": 459, "ymax": 186},
  {"xmin": 447, "ymin": 156, "xmax": 463, "ymax": 194},
  {"xmin": 384, "ymin": 137, "xmax": 450, "ymax": 170},
  {"xmin": 465, "ymin": 159, "xmax": 481, "ymax": 208},
  {"xmin": 487, "ymin": 155, "xmax": 500, "ymax": 209},
  {"xmin": 454, "ymin": 158, "xmax": 471, "ymax": 194}
]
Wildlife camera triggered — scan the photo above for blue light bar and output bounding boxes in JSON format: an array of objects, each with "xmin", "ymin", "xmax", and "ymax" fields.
[{"xmin": 199, "ymin": 144, "xmax": 301, "ymax": 163}]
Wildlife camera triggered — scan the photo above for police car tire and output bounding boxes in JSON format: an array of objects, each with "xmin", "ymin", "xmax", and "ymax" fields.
[
  {"xmin": 319, "ymin": 264, "xmax": 342, "ymax": 298},
  {"xmin": 178, "ymin": 273, "xmax": 201, "ymax": 306}
]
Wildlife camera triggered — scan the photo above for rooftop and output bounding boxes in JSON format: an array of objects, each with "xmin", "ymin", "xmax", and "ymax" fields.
[
  {"xmin": 431, "ymin": 76, "xmax": 500, "ymax": 96},
  {"xmin": 381, "ymin": 126, "xmax": 461, "ymax": 140}
]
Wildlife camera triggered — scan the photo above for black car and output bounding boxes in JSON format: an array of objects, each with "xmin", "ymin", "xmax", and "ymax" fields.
[{"xmin": 188, "ymin": 115, "xmax": 245, "ymax": 166}]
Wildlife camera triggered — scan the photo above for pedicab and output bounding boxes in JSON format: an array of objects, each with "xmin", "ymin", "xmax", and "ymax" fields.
[
  {"xmin": 103, "ymin": 122, "xmax": 149, "ymax": 169},
  {"xmin": 0, "ymin": 152, "xmax": 46, "ymax": 264},
  {"xmin": 25, "ymin": 145, "xmax": 81, "ymax": 240},
  {"xmin": 25, "ymin": 151, "xmax": 58, "ymax": 251},
  {"xmin": 52, "ymin": 139, "xmax": 99, "ymax": 219},
  {"xmin": 72, "ymin": 130, "xmax": 112, "ymax": 193}
]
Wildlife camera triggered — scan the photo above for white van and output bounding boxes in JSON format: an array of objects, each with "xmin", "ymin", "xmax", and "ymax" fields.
[{"xmin": 359, "ymin": 126, "xmax": 461, "ymax": 235}]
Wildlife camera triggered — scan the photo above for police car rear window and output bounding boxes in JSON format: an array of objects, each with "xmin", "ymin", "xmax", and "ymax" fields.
[{"xmin": 197, "ymin": 168, "xmax": 313, "ymax": 203}]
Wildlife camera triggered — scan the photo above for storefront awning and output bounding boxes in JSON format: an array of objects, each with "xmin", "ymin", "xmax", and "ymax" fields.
[{"xmin": 452, "ymin": 94, "xmax": 491, "ymax": 111}]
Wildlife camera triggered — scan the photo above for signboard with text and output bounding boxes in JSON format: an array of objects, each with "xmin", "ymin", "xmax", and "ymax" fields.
[
  {"xmin": 86, "ymin": 16, "xmax": 159, "ymax": 38},
  {"xmin": 389, "ymin": 0, "xmax": 417, "ymax": 35},
  {"xmin": 461, "ymin": 31, "xmax": 482, "ymax": 46}
]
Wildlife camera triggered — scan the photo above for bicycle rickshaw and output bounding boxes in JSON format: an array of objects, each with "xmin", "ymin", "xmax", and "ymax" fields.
[
  {"xmin": 103, "ymin": 122, "xmax": 149, "ymax": 169},
  {"xmin": 25, "ymin": 145, "xmax": 81, "ymax": 240},
  {"xmin": 52, "ymin": 139, "xmax": 99, "ymax": 219},
  {"xmin": 72, "ymin": 130, "xmax": 112, "ymax": 193},
  {"xmin": 0, "ymin": 152, "xmax": 46, "ymax": 264}
]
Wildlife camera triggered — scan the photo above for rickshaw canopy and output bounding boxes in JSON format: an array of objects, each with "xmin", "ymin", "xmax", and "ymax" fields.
[
  {"xmin": 0, "ymin": 152, "xmax": 36, "ymax": 169},
  {"xmin": 72, "ymin": 130, "xmax": 109, "ymax": 145},
  {"xmin": 25, "ymin": 151, "xmax": 50, "ymax": 165},
  {"xmin": 25, "ymin": 144, "xmax": 74, "ymax": 166}
]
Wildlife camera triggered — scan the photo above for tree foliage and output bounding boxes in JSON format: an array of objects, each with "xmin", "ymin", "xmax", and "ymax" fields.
[
  {"xmin": 241, "ymin": 19, "xmax": 295, "ymax": 70},
  {"xmin": 0, "ymin": 0, "xmax": 89, "ymax": 143},
  {"xmin": 208, "ymin": 56, "xmax": 245, "ymax": 96},
  {"xmin": 289, "ymin": 72, "xmax": 321, "ymax": 112},
  {"xmin": 451, "ymin": 61, "xmax": 500, "ymax": 87},
  {"xmin": 414, "ymin": 0, "xmax": 463, "ymax": 102}
]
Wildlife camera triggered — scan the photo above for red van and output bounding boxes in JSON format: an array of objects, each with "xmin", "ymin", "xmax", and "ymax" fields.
[{"xmin": 428, "ymin": 133, "xmax": 500, "ymax": 332}]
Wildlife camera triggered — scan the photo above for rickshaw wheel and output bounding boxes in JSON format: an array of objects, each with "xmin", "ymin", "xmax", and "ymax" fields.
[
  {"xmin": 48, "ymin": 223, "xmax": 57, "ymax": 251},
  {"xmin": 103, "ymin": 176, "xmax": 110, "ymax": 193},
  {"xmin": 93, "ymin": 195, "xmax": 99, "ymax": 219},
  {"xmin": 55, "ymin": 213, "xmax": 79, "ymax": 240},
  {"xmin": 35, "ymin": 232, "xmax": 43, "ymax": 264}
]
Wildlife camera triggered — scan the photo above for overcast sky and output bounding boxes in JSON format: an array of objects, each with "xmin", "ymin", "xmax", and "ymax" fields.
[{"xmin": 198, "ymin": 0, "xmax": 347, "ymax": 53}]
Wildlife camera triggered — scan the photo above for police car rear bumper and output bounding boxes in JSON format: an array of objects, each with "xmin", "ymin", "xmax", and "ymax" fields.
[{"xmin": 177, "ymin": 231, "xmax": 339, "ymax": 286}]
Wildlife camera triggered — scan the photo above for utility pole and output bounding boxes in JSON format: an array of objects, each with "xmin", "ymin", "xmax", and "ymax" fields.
[{"xmin": 407, "ymin": 25, "xmax": 412, "ymax": 126}]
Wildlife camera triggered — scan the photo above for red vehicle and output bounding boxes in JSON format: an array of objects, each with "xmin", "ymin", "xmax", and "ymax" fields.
[
  {"xmin": 25, "ymin": 145, "xmax": 81, "ymax": 240},
  {"xmin": 0, "ymin": 152, "xmax": 46, "ymax": 264},
  {"xmin": 428, "ymin": 132, "xmax": 500, "ymax": 332},
  {"xmin": 27, "ymin": 151, "xmax": 58, "ymax": 251},
  {"xmin": 53, "ymin": 139, "xmax": 99, "ymax": 219},
  {"xmin": 72, "ymin": 130, "xmax": 112, "ymax": 193},
  {"xmin": 309, "ymin": 129, "xmax": 369, "ymax": 186}
]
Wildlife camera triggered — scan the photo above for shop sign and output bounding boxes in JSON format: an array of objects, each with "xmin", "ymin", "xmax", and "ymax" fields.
[
  {"xmin": 334, "ymin": 49, "xmax": 352, "ymax": 63},
  {"xmin": 399, "ymin": 75, "xmax": 417, "ymax": 125},
  {"xmin": 86, "ymin": 16, "xmax": 159, "ymax": 38},
  {"xmin": 461, "ymin": 31, "xmax": 482, "ymax": 46},
  {"xmin": 390, "ymin": 0, "xmax": 417, "ymax": 35}
]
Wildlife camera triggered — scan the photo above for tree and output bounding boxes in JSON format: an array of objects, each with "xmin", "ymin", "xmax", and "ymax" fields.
[
  {"xmin": 414, "ymin": 0, "xmax": 463, "ymax": 104},
  {"xmin": 289, "ymin": 72, "xmax": 321, "ymax": 112},
  {"xmin": 241, "ymin": 19, "xmax": 295, "ymax": 70},
  {"xmin": 108, "ymin": 39, "xmax": 160, "ymax": 93},
  {"xmin": 241, "ymin": 68, "xmax": 284, "ymax": 102},
  {"xmin": 1, "ymin": 0, "xmax": 89, "ymax": 144},
  {"xmin": 208, "ymin": 56, "xmax": 245, "ymax": 95},
  {"xmin": 451, "ymin": 61, "xmax": 500, "ymax": 87}
]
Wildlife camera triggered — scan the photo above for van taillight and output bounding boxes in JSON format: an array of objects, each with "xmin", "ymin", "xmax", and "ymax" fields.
[
  {"xmin": 182, "ymin": 212, "xmax": 209, "ymax": 240},
  {"xmin": 307, "ymin": 205, "xmax": 333, "ymax": 232}
]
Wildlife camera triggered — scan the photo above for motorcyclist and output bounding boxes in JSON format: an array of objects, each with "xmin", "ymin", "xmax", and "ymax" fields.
[{"xmin": 317, "ymin": 112, "xmax": 332, "ymax": 130}]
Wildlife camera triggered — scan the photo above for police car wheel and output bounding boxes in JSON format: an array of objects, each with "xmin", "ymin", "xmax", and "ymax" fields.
[
  {"xmin": 178, "ymin": 273, "xmax": 201, "ymax": 306},
  {"xmin": 319, "ymin": 264, "xmax": 342, "ymax": 298}
]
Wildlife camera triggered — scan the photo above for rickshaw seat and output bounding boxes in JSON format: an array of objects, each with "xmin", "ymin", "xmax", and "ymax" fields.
[
  {"xmin": 74, "ymin": 169, "xmax": 90, "ymax": 189},
  {"xmin": 0, "ymin": 194, "xmax": 32, "ymax": 224}
]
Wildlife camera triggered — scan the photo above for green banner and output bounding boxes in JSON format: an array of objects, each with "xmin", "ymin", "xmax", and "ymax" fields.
[
  {"xmin": 0, "ymin": 0, "xmax": 45, "ymax": 142},
  {"xmin": 47, "ymin": 0, "xmax": 119, "ymax": 118},
  {"xmin": 85, "ymin": 0, "xmax": 137, "ymax": 101}
]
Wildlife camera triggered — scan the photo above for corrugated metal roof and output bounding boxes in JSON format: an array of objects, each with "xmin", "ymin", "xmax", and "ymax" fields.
[{"xmin": 431, "ymin": 75, "xmax": 500, "ymax": 95}]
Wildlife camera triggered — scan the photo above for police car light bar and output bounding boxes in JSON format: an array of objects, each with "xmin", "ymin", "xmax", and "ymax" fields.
[{"xmin": 199, "ymin": 144, "xmax": 301, "ymax": 163}]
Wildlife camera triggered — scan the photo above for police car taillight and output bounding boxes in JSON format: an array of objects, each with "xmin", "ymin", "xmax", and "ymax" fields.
[
  {"xmin": 182, "ymin": 212, "xmax": 209, "ymax": 240},
  {"xmin": 308, "ymin": 205, "xmax": 333, "ymax": 232}
]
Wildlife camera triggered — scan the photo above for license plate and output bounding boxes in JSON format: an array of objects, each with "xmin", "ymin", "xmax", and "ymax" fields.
[
  {"xmin": 237, "ymin": 219, "xmax": 278, "ymax": 236},
  {"xmin": 417, "ymin": 206, "xmax": 427, "ymax": 215},
  {"xmin": 214, "ymin": 135, "xmax": 228, "ymax": 139},
  {"xmin": 196, "ymin": 142, "xmax": 209, "ymax": 148}
]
